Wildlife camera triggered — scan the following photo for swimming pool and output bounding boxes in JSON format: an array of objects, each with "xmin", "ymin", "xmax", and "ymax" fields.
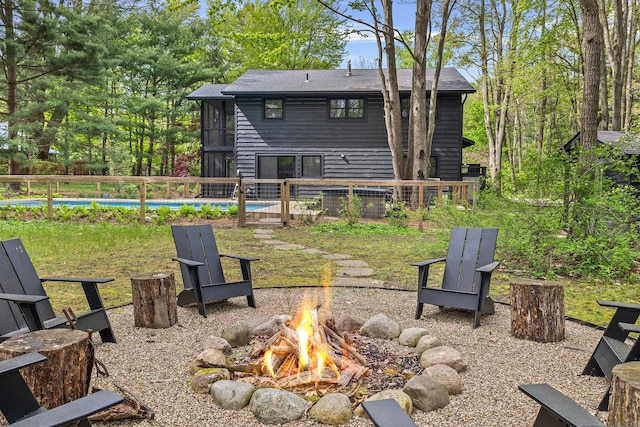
[{"xmin": 0, "ymin": 198, "xmax": 275, "ymax": 212}]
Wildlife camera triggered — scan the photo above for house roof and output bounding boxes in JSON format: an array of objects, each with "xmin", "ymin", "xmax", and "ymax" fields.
[
  {"xmin": 187, "ymin": 68, "xmax": 475, "ymax": 99},
  {"xmin": 223, "ymin": 68, "xmax": 475, "ymax": 95},
  {"xmin": 186, "ymin": 84, "xmax": 234, "ymax": 100},
  {"xmin": 563, "ymin": 131, "xmax": 640, "ymax": 155}
]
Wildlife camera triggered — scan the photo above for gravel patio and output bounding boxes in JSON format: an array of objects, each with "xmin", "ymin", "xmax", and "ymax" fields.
[{"xmin": 91, "ymin": 286, "xmax": 609, "ymax": 427}]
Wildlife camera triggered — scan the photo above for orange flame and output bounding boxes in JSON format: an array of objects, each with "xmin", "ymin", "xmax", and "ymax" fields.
[{"xmin": 262, "ymin": 290, "xmax": 340, "ymax": 382}]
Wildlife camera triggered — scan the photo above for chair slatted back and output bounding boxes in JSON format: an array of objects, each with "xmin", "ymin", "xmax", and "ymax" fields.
[
  {"xmin": 442, "ymin": 227, "xmax": 498, "ymax": 293},
  {"xmin": 0, "ymin": 239, "xmax": 56, "ymax": 337},
  {"xmin": 172, "ymin": 225, "xmax": 226, "ymax": 289}
]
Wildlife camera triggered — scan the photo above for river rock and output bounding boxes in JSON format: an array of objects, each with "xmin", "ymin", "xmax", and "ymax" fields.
[
  {"xmin": 221, "ymin": 324, "xmax": 253, "ymax": 347},
  {"xmin": 190, "ymin": 368, "xmax": 230, "ymax": 393},
  {"xmin": 402, "ymin": 375, "xmax": 449, "ymax": 412},
  {"xmin": 399, "ymin": 327, "xmax": 429, "ymax": 347},
  {"xmin": 354, "ymin": 389, "xmax": 413, "ymax": 417},
  {"xmin": 210, "ymin": 380, "xmax": 256, "ymax": 410},
  {"xmin": 423, "ymin": 364, "xmax": 463, "ymax": 395},
  {"xmin": 336, "ymin": 313, "xmax": 364, "ymax": 333},
  {"xmin": 309, "ymin": 393, "xmax": 352, "ymax": 425},
  {"xmin": 415, "ymin": 335, "xmax": 443, "ymax": 356},
  {"xmin": 249, "ymin": 388, "xmax": 309, "ymax": 424},
  {"xmin": 419, "ymin": 345, "xmax": 467, "ymax": 372},
  {"xmin": 249, "ymin": 317, "xmax": 279, "ymax": 337},
  {"xmin": 202, "ymin": 335, "xmax": 232, "ymax": 354},
  {"xmin": 360, "ymin": 314, "xmax": 401, "ymax": 339}
]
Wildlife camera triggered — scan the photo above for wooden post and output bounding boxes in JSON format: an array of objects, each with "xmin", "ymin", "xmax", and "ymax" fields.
[
  {"xmin": 510, "ymin": 280, "xmax": 565, "ymax": 342},
  {"xmin": 131, "ymin": 272, "xmax": 178, "ymax": 328},
  {"xmin": 0, "ymin": 329, "xmax": 94, "ymax": 409},
  {"xmin": 609, "ymin": 361, "xmax": 640, "ymax": 426}
]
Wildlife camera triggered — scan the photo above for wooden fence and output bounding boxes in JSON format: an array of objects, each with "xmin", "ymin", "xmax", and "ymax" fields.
[{"xmin": 0, "ymin": 175, "xmax": 478, "ymax": 226}]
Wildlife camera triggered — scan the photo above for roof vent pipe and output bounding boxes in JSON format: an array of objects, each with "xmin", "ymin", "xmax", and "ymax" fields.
[
  {"xmin": 305, "ymin": 73, "xmax": 309, "ymax": 82},
  {"xmin": 346, "ymin": 60, "xmax": 352, "ymax": 77}
]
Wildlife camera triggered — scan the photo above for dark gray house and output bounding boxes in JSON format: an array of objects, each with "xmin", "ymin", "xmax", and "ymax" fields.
[
  {"xmin": 187, "ymin": 67, "xmax": 477, "ymax": 197},
  {"xmin": 563, "ymin": 131, "xmax": 640, "ymax": 188}
]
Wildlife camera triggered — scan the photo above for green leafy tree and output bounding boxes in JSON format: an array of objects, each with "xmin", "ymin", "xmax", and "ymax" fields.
[
  {"xmin": 209, "ymin": 0, "xmax": 347, "ymax": 79},
  {"xmin": 0, "ymin": 0, "xmax": 117, "ymax": 175}
]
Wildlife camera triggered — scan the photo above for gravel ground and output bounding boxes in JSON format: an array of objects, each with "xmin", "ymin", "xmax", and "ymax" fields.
[{"xmin": 91, "ymin": 287, "xmax": 609, "ymax": 427}]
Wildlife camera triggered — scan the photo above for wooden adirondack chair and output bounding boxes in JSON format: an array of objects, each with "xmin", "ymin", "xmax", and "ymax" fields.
[
  {"xmin": 171, "ymin": 225, "xmax": 258, "ymax": 317},
  {"xmin": 582, "ymin": 299, "xmax": 640, "ymax": 410},
  {"xmin": 0, "ymin": 238, "xmax": 116, "ymax": 343},
  {"xmin": 0, "ymin": 352, "xmax": 123, "ymax": 426},
  {"xmin": 412, "ymin": 227, "xmax": 500, "ymax": 328}
]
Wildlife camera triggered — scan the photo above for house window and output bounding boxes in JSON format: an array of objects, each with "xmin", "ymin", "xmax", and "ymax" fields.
[
  {"xmin": 302, "ymin": 155, "xmax": 322, "ymax": 178},
  {"xmin": 401, "ymin": 98, "xmax": 410, "ymax": 119},
  {"xmin": 429, "ymin": 156, "xmax": 438, "ymax": 178},
  {"xmin": 264, "ymin": 99, "xmax": 283, "ymax": 119},
  {"xmin": 329, "ymin": 98, "xmax": 364, "ymax": 119}
]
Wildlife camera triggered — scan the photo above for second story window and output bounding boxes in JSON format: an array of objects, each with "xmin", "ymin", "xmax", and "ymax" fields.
[
  {"xmin": 264, "ymin": 99, "xmax": 283, "ymax": 119},
  {"xmin": 329, "ymin": 98, "xmax": 365, "ymax": 119}
]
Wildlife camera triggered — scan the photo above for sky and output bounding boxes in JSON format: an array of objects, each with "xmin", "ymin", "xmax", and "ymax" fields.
[{"xmin": 339, "ymin": 1, "xmax": 417, "ymax": 69}]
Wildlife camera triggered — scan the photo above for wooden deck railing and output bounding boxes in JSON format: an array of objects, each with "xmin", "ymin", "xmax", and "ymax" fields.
[{"xmin": 0, "ymin": 175, "xmax": 477, "ymax": 226}]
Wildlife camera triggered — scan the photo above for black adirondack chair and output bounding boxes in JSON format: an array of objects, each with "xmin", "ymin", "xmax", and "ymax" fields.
[
  {"xmin": 171, "ymin": 224, "xmax": 258, "ymax": 317},
  {"xmin": 0, "ymin": 352, "xmax": 123, "ymax": 426},
  {"xmin": 0, "ymin": 238, "xmax": 116, "ymax": 343},
  {"xmin": 582, "ymin": 299, "xmax": 640, "ymax": 410},
  {"xmin": 360, "ymin": 399, "xmax": 417, "ymax": 427},
  {"xmin": 518, "ymin": 383, "xmax": 604, "ymax": 427},
  {"xmin": 412, "ymin": 227, "xmax": 500, "ymax": 328}
]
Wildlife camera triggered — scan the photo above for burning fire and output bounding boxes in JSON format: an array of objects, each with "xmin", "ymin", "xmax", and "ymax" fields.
[{"xmin": 262, "ymin": 294, "xmax": 341, "ymax": 382}]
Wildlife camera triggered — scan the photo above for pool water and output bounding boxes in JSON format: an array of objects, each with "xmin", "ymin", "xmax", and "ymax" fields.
[{"xmin": 0, "ymin": 198, "xmax": 273, "ymax": 212}]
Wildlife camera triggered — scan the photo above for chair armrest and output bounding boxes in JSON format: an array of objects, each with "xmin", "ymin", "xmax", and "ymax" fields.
[
  {"xmin": 172, "ymin": 257, "xmax": 204, "ymax": 268},
  {"xmin": 0, "ymin": 293, "xmax": 49, "ymax": 305},
  {"xmin": 411, "ymin": 257, "xmax": 446, "ymax": 267},
  {"xmin": 0, "ymin": 352, "xmax": 46, "ymax": 376},
  {"xmin": 619, "ymin": 322, "xmax": 640, "ymax": 334},
  {"xmin": 597, "ymin": 300, "xmax": 640, "ymax": 311},
  {"xmin": 220, "ymin": 254, "xmax": 260, "ymax": 262},
  {"xmin": 40, "ymin": 277, "xmax": 114, "ymax": 284},
  {"xmin": 10, "ymin": 390, "xmax": 124, "ymax": 427},
  {"xmin": 476, "ymin": 261, "xmax": 500, "ymax": 273}
]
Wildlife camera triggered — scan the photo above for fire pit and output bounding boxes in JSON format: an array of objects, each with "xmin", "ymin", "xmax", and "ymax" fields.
[{"xmin": 188, "ymin": 290, "xmax": 463, "ymax": 424}]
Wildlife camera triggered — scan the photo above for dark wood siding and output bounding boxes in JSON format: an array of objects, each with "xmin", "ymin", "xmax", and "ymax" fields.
[{"xmin": 234, "ymin": 93, "xmax": 464, "ymax": 181}]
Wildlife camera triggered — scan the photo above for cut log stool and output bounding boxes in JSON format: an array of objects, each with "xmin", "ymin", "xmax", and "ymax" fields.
[
  {"xmin": 131, "ymin": 271, "xmax": 178, "ymax": 328},
  {"xmin": 0, "ymin": 329, "xmax": 94, "ymax": 410},
  {"xmin": 510, "ymin": 280, "xmax": 565, "ymax": 342},
  {"xmin": 608, "ymin": 361, "xmax": 640, "ymax": 426}
]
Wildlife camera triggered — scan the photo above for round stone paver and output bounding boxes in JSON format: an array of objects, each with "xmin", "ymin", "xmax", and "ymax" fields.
[
  {"xmin": 323, "ymin": 253, "xmax": 352, "ymax": 260},
  {"xmin": 336, "ymin": 267, "xmax": 375, "ymax": 277},
  {"xmin": 335, "ymin": 259, "xmax": 369, "ymax": 267},
  {"xmin": 254, "ymin": 234, "xmax": 274, "ymax": 239},
  {"xmin": 262, "ymin": 240, "xmax": 287, "ymax": 245},
  {"xmin": 301, "ymin": 248, "xmax": 326, "ymax": 255},
  {"xmin": 275, "ymin": 244, "xmax": 305, "ymax": 251},
  {"xmin": 254, "ymin": 228, "xmax": 274, "ymax": 234}
]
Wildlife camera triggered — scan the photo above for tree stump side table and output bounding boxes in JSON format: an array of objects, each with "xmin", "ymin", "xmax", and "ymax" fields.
[
  {"xmin": 131, "ymin": 271, "xmax": 178, "ymax": 328},
  {"xmin": 510, "ymin": 280, "xmax": 565, "ymax": 342},
  {"xmin": 608, "ymin": 361, "xmax": 640, "ymax": 426},
  {"xmin": 0, "ymin": 329, "xmax": 94, "ymax": 409}
]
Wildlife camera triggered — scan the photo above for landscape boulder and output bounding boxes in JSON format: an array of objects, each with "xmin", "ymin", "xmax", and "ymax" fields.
[
  {"xmin": 402, "ymin": 375, "xmax": 449, "ymax": 412},
  {"xmin": 360, "ymin": 314, "xmax": 401, "ymax": 339},
  {"xmin": 249, "ymin": 388, "xmax": 309, "ymax": 424},
  {"xmin": 309, "ymin": 393, "xmax": 352, "ymax": 425},
  {"xmin": 210, "ymin": 380, "xmax": 256, "ymax": 410}
]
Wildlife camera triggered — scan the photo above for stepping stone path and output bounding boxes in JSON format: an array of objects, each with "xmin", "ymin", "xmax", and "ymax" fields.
[{"xmin": 252, "ymin": 228, "xmax": 377, "ymax": 286}]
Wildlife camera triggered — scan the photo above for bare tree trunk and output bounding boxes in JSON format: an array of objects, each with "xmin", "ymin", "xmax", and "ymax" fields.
[
  {"xmin": 623, "ymin": 0, "xmax": 638, "ymax": 130},
  {"xmin": 378, "ymin": 0, "xmax": 404, "ymax": 184},
  {"xmin": 580, "ymin": 0, "xmax": 602, "ymax": 151},
  {"xmin": 425, "ymin": 0, "xmax": 455, "ymax": 182},
  {"xmin": 3, "ymin": 0, "xmax": 22, "ymax": 180},
  {"xmin": 409, "ymin": 0, "xmax": 431, "ymax": 185}
]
